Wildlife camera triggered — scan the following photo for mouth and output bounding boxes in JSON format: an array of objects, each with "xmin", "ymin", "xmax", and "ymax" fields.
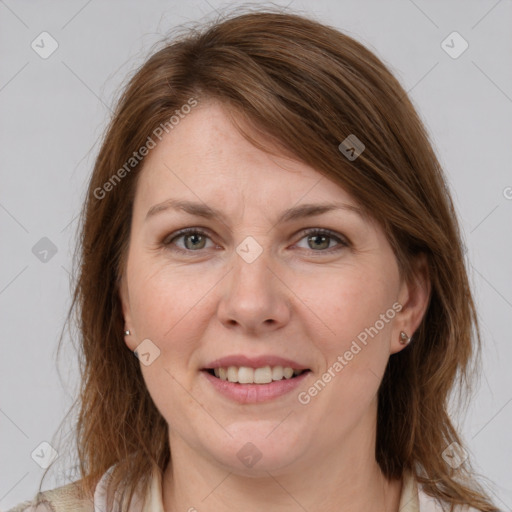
[{"xmin": 202, "ymin": 366, "xmax": 311, "ymax": 384}]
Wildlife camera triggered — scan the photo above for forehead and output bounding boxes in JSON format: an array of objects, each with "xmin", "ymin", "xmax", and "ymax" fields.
[{"xmin": 133, "ymin": 101, "xmax": 360, "ymax": 216}]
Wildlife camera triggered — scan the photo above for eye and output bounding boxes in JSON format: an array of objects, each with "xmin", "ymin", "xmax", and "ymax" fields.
[
  {"xmin": 294, "ymin": 228, "xmax": 348, "ymax": 252},
  {"xmin": 162, "ymin": 227, "xmax": 349, "ymax": 255},
  {"xmin": 163, "ymin": 228, "xmax": 216, "ymax": 253}
]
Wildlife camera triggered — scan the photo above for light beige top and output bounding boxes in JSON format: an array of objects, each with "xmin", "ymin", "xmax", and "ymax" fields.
[{"xmin": 7, "ymin": 463, "xmax": 479, "ymax": 512}]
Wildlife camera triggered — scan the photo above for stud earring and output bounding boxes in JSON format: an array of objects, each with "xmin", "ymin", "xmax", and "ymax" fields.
[
  {"xmin": 124, "ymin": 329, "xmax": 131, "ymax": 336},
  {"xmin": 399, "ymin": 331, "xmax": 411, "ymax": 345}
]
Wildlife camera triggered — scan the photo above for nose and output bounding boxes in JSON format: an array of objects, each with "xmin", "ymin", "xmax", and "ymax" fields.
[{"xmin": 216, "ymin": 247, "xmax": 291, "ymax": 335}]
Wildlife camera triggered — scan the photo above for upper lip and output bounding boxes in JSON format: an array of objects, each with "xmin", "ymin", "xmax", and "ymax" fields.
[{"xmin": 203, "ymin": 354, "xmax": 310, "ymax": 370}]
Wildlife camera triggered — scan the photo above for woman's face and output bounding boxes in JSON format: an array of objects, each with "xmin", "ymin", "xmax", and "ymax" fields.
[{"xmin": 120, "ymin": 101, "xmax": 426, "ymax": 475}]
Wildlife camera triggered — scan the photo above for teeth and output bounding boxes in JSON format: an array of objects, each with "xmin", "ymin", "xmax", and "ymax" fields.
[
  {"xmin": 272, "ymin": 366, "xmax": 284, "ymax": 380},
  {"xmin": 210, "ymin": 365, "xmax": 305, "ymax": 384},
  {"xmin": 227, "ymin": 366, "xmax": 238, "ymax": 383},
  {"xmin": 254, "ymin": 366, "xmax": 272, "ymax": 384},
  {"xmin": 283, "ymin": 367, "xmax": 294, "ymax": 379},
  {"xmin": 238, "ymin": 367, "xmax": 254, "ymax": 384}
]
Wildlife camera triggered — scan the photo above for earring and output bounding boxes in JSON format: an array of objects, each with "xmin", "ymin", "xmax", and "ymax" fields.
[
  {"xmin": 399, "ymin": 331, "xmax": 411, "ymax": 345},
  {"xmin": 124, "ymin": 329, "xmax": 131, "ymax": 336}
]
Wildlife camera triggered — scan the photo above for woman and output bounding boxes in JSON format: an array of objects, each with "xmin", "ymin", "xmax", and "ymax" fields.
[{"xmin": 9, "ymin": 9, "xmax": 499, "ymax": 512}]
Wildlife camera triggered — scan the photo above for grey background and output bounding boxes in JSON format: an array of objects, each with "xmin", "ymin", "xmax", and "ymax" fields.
[{"xmin": 1, "ymin": 0, "xmax": 511, "ymax": 509}]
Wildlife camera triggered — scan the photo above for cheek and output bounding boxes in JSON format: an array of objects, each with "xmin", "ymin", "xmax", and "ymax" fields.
[
  {"xmin": 128, "ymin": 261, "xmax": 217, "ymax": 343},
  {"xmin": 294, "ymin": 265, "xmax": 397, "ymax": 430},
  {"xmin": 125, "ymin": 264, "xmax": 215, "ymax": 422},
  {"xmin": 301, "ymin": 263, "xmax": 397, "ymax": 357},
  {"xmin": 296, "ymin": 286, "xmax": 394, "ymax": 442}
]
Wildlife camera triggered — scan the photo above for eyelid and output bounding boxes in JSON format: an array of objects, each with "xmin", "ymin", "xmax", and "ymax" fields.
[
  {"xmin": 162, "ymin": 227, "xmax": 217, "ymax": 252},
  {"xmin": 296, "ymin": 227, "xmax": 349, "ymax": 250}
]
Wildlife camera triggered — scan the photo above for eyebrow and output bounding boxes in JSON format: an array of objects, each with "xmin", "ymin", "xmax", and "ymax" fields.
[{"xmin": 145, "ymin": 198, "xmax": 365, "ymax": 224}]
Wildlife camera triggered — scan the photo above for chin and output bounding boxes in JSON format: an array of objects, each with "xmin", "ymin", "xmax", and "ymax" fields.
[{"xmin": 200, "ymin": 421, "xmax": 309, "ymax": 475}]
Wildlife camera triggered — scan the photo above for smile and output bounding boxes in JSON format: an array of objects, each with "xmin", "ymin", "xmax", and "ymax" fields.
[
  {"xmin": 201, "ymin": 367, "xmax": 311, "ymax": 404},
  {"xmin": 205, "ymin": 365, "xmax": 309, "ymax": 384}
]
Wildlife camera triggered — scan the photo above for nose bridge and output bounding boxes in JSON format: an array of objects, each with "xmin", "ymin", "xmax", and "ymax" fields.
[
  {"xmin": 233, "ymin": 240, "xmax": 271, "ymax": 291},
  {"xmin": 217, "ymin": 236, "xmax": 290, "ymax": 331}
]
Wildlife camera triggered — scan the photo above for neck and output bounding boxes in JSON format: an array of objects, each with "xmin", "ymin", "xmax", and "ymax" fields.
[{"xmin": 162, "ymin": 424, "xmax": 402, "ymax": 512}]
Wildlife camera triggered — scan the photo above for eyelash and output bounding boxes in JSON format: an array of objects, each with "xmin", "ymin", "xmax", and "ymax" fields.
[{"xmin": 162, "ymin": 227, "xmax": 349, "ymax": 255}]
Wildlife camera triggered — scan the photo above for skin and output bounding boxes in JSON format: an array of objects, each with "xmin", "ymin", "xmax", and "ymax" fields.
[{"xmin": 120, "ymin": 100, "xmax": 430, "ymax": 512}]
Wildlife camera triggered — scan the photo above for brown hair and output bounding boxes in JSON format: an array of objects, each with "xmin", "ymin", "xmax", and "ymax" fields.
[{"xmin": 52, "ymin": 8, "xmax": 497, "ymax": 512}]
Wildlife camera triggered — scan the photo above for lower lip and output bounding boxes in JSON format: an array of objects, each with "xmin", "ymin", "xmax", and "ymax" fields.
[{"xmin": 202, "ymin": 370, "xmax": 310, "ymax": 404}]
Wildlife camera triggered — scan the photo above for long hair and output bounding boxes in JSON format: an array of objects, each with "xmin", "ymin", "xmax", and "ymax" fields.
[{"xmin": 53, "ymin": 8, "xmax": 497, "ymax": 511}]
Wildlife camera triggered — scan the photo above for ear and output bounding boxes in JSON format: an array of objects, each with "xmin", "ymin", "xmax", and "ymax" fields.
[
  {"xmin": 118, "ymin": 276, "xmax": 137, "ymax": 351},
  {"xmin": 390, "ymin": 253, "xmax": 431, "ymax": 354}
]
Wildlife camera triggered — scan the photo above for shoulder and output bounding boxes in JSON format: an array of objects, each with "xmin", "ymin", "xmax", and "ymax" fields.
[
  {"xmin": 5, "ymin": 480, "xmax": 94, "ymax": 512},
  {"xmin": 418, "ymin": 484, "xmax": 483, "ymax": 512}
]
